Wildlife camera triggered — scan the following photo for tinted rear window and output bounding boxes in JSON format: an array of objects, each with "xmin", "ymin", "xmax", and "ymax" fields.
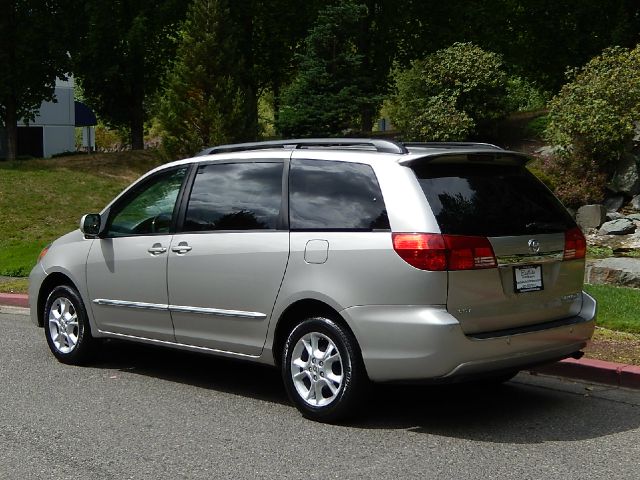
[{"xmin": 411, "ymin": 163, "xmax": 575, "ymax": 236}]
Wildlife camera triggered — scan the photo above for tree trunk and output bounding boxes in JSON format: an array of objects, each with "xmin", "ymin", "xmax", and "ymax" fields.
[
  {"xmin": 360, "ymin": 106, "xmax": 374, "ymax": 133},
  {"xmin": 4, "ymin": 94, "xmax": 18, "ymax": 161},
  {"xmin": 129, "ymin": 96, "xmax": 144, "ymax": 150}
]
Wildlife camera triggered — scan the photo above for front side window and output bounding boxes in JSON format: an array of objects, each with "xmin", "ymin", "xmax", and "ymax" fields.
[
  {"xmin": 289, "ymin": 159, "xmax": 389, "ymax": 231},
  {"xmin": 107, "ymin": 168, "xmax": 187, "ymax": 237},
  {"xmin": 183, "ymin": 162, "xmax": 284, "ymax": 231}
]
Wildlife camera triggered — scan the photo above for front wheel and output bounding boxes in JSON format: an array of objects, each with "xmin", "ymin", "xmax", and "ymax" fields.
[
  {"xmin": 44, "ymin": 285, "xmax": 95, "ymax": 365},
  {"xmin": 282, "ymin": 317, "xmax": 367, "ymax": 423}
]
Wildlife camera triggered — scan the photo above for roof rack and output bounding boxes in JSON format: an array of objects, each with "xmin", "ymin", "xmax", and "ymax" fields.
[
  {"xmin": 197, "ymin": 138, "xmax": 409, "ymax": 156},
  {"xmin": 403, "ymin": 142, "xmax": 503, "ymax": 150}
]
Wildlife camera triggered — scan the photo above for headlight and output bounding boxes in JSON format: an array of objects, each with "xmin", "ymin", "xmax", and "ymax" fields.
[{"xmin": 37, "ymin": 244, "xmax": 51, "ymax": 264}]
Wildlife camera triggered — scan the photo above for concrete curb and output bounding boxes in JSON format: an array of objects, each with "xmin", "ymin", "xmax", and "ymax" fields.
[
  {"xmin": 0, "ymin": 293, "xmax": 28, "ymax": 308},
  {"xmin": 0, "ymin": 293, "xmax": 638, "ymax": 389},
  {"xmin": 530, "ymin": 357, "xmax": 640, "ymax": 390}
]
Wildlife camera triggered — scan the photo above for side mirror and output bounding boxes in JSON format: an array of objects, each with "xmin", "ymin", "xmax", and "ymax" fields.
[{"xmin": 80, "ymin": 213, "xmax": 102, "ymax": 238}]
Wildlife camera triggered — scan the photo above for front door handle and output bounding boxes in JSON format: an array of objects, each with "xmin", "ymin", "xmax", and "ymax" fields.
[
  {"xmin": 171, "ymin": 242, "xmax": 192, "ymax": 254},
  {"xmin": 148, "ymin": 243, "xmax": 167, "ymax": 255}
]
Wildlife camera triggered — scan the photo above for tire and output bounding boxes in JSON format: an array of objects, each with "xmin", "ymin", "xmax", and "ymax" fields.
[
  {"xmin": 282, "ymin": 316, "xmax": 367, "ymax": 423},
  {"xmin": 43, "ymin": 285, "xmax": 95, "ymax": 365}
]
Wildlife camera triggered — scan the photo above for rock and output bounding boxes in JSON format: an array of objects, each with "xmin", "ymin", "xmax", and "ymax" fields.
[
  {"xmin": 631, "ymin": 194, "xmax": 640, "ymax": 210},
  {"xmin": 599, "ymin": 218, "xmax": 637, "ymax": 235},
  {"xmin": 586, "ymin": 230, "xmax": 640, "ymax": 251},
  {"xmin": 576, "ymin": 204, "xmax": 607, "ymax": 230},
  {"xmin": 603, "ymin": 195, "xmax": 625, "ymax": 212},
  {"xmin": 626, "ymin": 213, "xmax": 640, "ymax": 222},
  {"xmin": 534, "ymin": 145, "xmax": 563, "ymax": 158},
  {"xmin": 606, "ymin": 211, "xmax": 624, "ymax": 221},
  {"xmin": 585, "ymin": 257, "xmax": 640, "ymax": 288},
  {"xmin": 608, "ymin": 153, "xmax": 640, "ymax": 195}
]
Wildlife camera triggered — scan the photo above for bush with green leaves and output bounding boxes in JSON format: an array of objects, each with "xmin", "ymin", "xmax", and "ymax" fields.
[
  {"xmin": 545, "ymin": 45, "xmax": 640, "ymax": 174},
  {"xmin": 387, "ymin": 43, "xmax": 509, "ymax": 141},
  {"xmin": 540, "ymin": 45, "xmax": 640, "ymax": 206}
]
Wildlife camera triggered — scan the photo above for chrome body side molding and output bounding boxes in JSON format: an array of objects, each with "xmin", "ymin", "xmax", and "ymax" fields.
[
  {"xmin": 97, "ymin": 330, "xmax": 260, "ymax": 359},
  {"xmin": 92, "ymin": 299, "xmax": 266, "ymax": 319}
]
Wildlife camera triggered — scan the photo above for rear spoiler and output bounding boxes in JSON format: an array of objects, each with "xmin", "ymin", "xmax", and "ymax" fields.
[{"xmin": 398, "ymin": 149, "xmax": 531, "ymax": 167}]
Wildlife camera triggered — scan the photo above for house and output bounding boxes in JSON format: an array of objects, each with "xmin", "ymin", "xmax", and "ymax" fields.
[{"xmin": 0, "ymin": 76, "xmax": 96, "ymax": 158}]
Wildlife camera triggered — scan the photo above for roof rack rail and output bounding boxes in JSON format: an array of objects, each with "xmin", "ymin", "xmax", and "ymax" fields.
[
  {"xmin": 403, "ymin": 142, "xmax": 503, "ymax": 150},
  {"xmin": 197, "ymin": 138, "xmax": 409, "ymax": 156}
]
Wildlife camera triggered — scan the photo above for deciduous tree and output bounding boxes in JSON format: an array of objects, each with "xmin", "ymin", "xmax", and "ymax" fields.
[
  {"xmin": 73, "ymin": 0, "xmax": 187, "ymax": 150},
  {"xmin": 0, "ymin": 0, "xmax": 73, "ymax": 160}
]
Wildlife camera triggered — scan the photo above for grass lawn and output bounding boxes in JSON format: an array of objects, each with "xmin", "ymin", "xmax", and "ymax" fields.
[
  {"xmin": 584, "ymin": 283, "xmax": 640, "ymax": 334},
  {"xmin": 0, "ymin": 151, "xmax": 166, "ymax": 276}
]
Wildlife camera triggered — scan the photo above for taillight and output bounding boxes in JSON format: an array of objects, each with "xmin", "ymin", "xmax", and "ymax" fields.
[
  {"xmin": 564, "ymin": 227, "xmax": 586, "ymax": 260},
  {"xmin": 392, "ymin": 233, "xmax": 497, "ymax": 271}
]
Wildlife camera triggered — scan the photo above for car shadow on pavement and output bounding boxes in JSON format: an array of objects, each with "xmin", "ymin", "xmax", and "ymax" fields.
[
  {"xmin": 353, "ymin": 378, "xmax": 640, "ymax": 443},
  {"xmin": 88, "ymin": 341, "xmax": 640, "ymax": 443},
  {"xmin": 90, "ymin": 339, "xmax": 290, "ymax": 406}
]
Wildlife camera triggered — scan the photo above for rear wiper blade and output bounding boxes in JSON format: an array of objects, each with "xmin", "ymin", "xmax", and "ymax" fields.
[{"xmin": 524, "ymin": 221, "xmax": 566, "ymax": 233}]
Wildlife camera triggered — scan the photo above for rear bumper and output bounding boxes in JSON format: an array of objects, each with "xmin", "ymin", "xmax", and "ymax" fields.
[{"xmin": 342, "ymin": 292, "xmax": 596, "ymax": 382}]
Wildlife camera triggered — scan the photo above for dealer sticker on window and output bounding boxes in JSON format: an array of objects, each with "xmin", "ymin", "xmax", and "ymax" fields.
[{"xmin": 514, "ymin": 265, "xmax": 543, "ymax": 293}]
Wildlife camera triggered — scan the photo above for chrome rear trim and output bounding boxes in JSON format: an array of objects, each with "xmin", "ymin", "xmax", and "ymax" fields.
[
  {"xmin": 92, "ymin": 298, "xmax": 265, "ymax": 319},
  {"xmin": 496, "ymin": 251, "xmax": 563, "ymax": 266}
]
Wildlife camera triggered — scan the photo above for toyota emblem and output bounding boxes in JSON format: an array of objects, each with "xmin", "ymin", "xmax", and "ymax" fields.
[{"xmin": 528, "ymin": 239, "xmax": 540, "ymax": 254}]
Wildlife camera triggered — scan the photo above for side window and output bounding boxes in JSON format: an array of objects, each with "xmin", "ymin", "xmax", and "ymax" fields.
[
  {"xmin": 289, "ymin": 159, "xmax": 389, "ymax": 231},
  {"xmin": 107, "ymin": 168, "xmax": 187, "ymax": 237},
  {"xmin": 183, "ymin": 162, "xmax": 284, "ymax": 231}
]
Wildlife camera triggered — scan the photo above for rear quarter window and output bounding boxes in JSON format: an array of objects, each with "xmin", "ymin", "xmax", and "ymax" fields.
[
  {"xmin": 289, "ymin": 159, "xmax": 389, "ymax": 231},
  {"xmin": 411, "ymin": 163, "xmax": 575, "ymax": 236}
]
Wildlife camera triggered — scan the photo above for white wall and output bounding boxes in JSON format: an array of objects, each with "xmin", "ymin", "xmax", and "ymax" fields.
[{"xmin": 19, "ymin": 77, "xmax": 76, "ymax": 157}]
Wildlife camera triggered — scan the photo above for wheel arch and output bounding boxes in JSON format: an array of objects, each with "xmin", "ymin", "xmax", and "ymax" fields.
[
  {"xmin": 272, "ymin": 298, "xmax": 365, "ymax": 373},
  {"xmin": 36, "ymin": 272, "xmax": 78, "ymax": 327}
]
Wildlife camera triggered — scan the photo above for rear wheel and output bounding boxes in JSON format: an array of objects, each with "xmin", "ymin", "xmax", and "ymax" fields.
[
  {"xmin": 282, "ymin": 317, "xmax": 366, "ymax": 423},
  {"xmin": 44, "ymin": 285, "xmax": 95, "ymax": 365}
]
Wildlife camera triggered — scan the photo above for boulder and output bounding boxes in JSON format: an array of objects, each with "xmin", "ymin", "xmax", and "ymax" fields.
[
  {"xmin": 608, "ymin": 153, "xmax": 640, "ymax": 195},
  {"xmin": 599, "ymin": 218, "xmax": 637, "ymax": 235},
  {"xmin": 585, "ymin": 257, "xmax": 640, "ymax": 288},
  {"xmin": 631, "ymin": 194, "xmax": 640, "ymax": 210},
  {"xmin": 576, "ymin": 204, "xmax": 606, "ymax": 230},
  {"xmin": 626, "ymin": 213, "xmax": 640, "ymax": 222},
  {"xmin": 606, "ymin": 211, "xmax": 624, "ymax": 221},
  {"xmin": 603, "ymin": 195, "xmax": 625, "ymax": 212}
]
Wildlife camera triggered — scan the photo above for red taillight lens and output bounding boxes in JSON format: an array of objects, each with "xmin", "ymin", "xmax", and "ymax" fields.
[
  {"xmin": 564, "ymin": 227, "xmax": 586, "ymax": 260},
  {"xmin": 392, "ymin": 233, "xmax": 447, "ymax": 271},
  {"xmin": 443, "ymin": 235, "xmax": 497, "ymax": 270},
  {"xmin": 392, "ymin": 233, "xmax": 497, "ymax": 271}
]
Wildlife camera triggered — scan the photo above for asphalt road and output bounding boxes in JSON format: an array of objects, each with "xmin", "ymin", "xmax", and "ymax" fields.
[{"xmin": 1, "ymin": 310, "xmax": 639, "ymax": 480}]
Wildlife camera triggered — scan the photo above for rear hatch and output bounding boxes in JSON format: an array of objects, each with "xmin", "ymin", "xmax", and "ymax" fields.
[{"xmin": 408, "ymin": 155, "xmax": 585, "ymax": 335}]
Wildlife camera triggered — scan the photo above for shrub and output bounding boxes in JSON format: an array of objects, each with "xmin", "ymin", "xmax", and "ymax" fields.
[
  {"xmin": 505, "ymin": 76, "xmax": 549, "ymax": 113},
  {"xmin": 537, "ymin": 151, "xmax": 607, "ymax": 208},
  {"xmin": 545, "ymin": 45, "xmax": 640, "ymax": 175},
  {"xmin": 387, "ymin": 42, "xmax": 509, "ymax": 141}
]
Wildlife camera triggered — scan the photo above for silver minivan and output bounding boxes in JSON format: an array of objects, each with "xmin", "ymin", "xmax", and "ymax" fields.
[{"xmin": 30, "ymin": 139, "xmax": 596, "ymax": 422}]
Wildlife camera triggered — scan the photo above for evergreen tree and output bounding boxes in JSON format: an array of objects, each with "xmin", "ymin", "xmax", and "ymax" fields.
[
  {"xmin": 158, "ymin": 0, "xmax": 252, "ymax": 157},
  {"xmin": 277, "ymin": 1, "xmax": 376, "ymax": 137}
]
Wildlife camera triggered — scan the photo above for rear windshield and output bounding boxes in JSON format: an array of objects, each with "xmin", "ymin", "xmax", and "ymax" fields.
[{"xmin": 411, "ymin": 163, "xmax": 575, "ymax": 236}]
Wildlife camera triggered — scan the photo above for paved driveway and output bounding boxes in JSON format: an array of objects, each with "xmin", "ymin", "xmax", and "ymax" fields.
[{"xmin": 1, "ymin": 311, "xmax": 639, "ymax": 479}]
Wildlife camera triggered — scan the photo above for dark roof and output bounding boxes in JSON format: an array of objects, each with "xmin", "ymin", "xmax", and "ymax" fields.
[{"xmin": 74, "ymin": 101, "xmax": 97, "ymax": 127}]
